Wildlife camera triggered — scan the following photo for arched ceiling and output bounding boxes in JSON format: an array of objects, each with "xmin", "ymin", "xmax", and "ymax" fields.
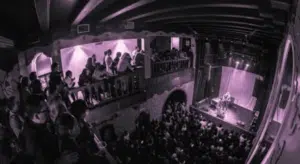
[{"xmin": 0, "ymin": 0, "xmax": 294, "ymax": 49}]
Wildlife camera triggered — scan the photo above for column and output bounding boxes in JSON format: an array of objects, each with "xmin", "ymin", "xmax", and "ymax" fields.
[
  {"xmin": 192, "ymin": 39, "xmax": 207, "ymax": 103},
  {"xmin": 144, "ymin": 37, "xmax": 155, "ymax": 79},
  {"xmin": 18, "ymin": 52, "xmax": 29, "ymax": 76},
  {"xmin": 51, "ymin": 41, "xmax": 63, "ymax": 72},
  {"xmin": 191, "ymin": 37, "xmax": 197, "ymax": 68}
]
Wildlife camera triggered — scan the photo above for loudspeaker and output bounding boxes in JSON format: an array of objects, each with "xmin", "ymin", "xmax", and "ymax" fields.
[
  {"xmin": 210, "ymin": 67, "xmax": 222, "ymax": 98},
  {"xmin": 279, "ymin": 89, "xmax": 290, "ymax": 109},
  {"xmin": 252, "ymin": 79, "xmax": 263, "ymax": 97}
]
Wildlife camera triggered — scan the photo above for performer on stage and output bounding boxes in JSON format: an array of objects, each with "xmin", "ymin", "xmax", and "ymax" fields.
[{"xmin": 222, "ymin": 92, "xmax": 231, "ymax": 112}]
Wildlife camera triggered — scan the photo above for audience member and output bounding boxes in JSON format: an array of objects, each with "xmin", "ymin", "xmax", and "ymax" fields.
[
  {"xmin": 29, "ymin": 72, "xmax": 43, "ymax": 95},
  {"xmin": 111, "ymin": 52, "xmax": 121, "ymax": 75},
  {"xmin": 105, "ymin": 49, "xmax": 113, "ymax": 75},
  {"xmin": 110, "ymin": 100, "xmax": 253, "ymax": 164},
  {"xmin": 131, "ymin": 46, "xmax": 141, "ymax": 66},
  {"xmin": 117, "ymin": 53, "xmax": 134, "ymax": 73},
  {"xmin": 49, "ymin": 63, "xmax": 63, "ymax": 93}
]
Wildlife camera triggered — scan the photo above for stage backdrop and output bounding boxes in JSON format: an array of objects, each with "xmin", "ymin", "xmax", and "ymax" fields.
[
  {"xmin": 60, "ymin": 39, "xmax": 137, "ymax": 85},
  {"xmin": 219, "ymin": 66, "xmax": 260, "ymax": 111}
]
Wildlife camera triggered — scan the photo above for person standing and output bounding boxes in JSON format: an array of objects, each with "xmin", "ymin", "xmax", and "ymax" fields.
[
  {"xmin": 105, "ymin": 49, "xmax": 113, "ymax": 75},
  {"xmin": 131, "ymin": 47, "xmax": 141, "ymax": 66}
]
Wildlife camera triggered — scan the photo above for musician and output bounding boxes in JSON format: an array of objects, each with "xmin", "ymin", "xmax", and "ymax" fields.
[{"xmin": 221, "ymin": 92, "xmax": 231, "ymax": 112}]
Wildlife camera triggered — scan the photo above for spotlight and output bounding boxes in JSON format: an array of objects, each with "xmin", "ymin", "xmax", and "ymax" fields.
[
  {"xmin": 74, "ymin": 45, "xmax": 81, "ymax": 50},
  {"xmin": 117, "ymin": 39, "xmax": 124, "ymax": 44},
  {"xmin": 246, "ymin": 63, "xmax": 250, "ymax": 67},
  {"xmin": 236, "ymin": 61, "xmax": 240, "ymax": 64}
]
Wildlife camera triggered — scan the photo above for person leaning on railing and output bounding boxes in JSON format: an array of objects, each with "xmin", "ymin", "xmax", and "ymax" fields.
[
  {"xmin": 92, "ymin": 64, "xmax": 111, "ymax": 100},
  {"xmin": 64, "ymin": 70, "xmax": 76, "ymax": 103},
  {"xmin": 78, "ymin": 69, "xmax": 93, "ymax": 105},
  {"xmin": 117, "ymin": 53, "xmax": 134, "ymax": 73}
]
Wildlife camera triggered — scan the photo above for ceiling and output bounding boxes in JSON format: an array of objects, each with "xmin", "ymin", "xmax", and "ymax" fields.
[{"xmin": 0, "ymin": 0, "xmax": 294, "ymax": 49}]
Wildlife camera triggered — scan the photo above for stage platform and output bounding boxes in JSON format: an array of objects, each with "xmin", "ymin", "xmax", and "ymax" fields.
[{"xmin": 191, "ymin": 102, "xmax": 256, "ymax": 136}]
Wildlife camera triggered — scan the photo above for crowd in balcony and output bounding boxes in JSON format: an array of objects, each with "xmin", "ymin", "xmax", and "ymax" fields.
[
  {"xmin": 108, "ymin": 100, "xmax": 254, "ymax": 164},
  {"xmin": 151, "ymin": 47, "xmax": 192, "ymax": 62},
  {"xmin": 151, "ymin": 47, "xmax": 193, "ymax": 75},
  {"xmin": 72, "ymin": 48, "xmax": 143, "ymax": 106}
]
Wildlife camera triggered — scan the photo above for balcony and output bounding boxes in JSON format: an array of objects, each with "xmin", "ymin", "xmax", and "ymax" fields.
[
  {"xmin": 68, "ymin": 68, "xmax": 145, "ymax": 108},
  {"xmin": 151, "ymin": 58, "xmax": 190, "ymax": 77}
]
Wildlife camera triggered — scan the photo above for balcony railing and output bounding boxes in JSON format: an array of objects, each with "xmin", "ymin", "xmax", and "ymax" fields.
[
  {"xmin": 152, "ymin": 58, "xmax": 190, "ymax": 77},
  {"xmin": 68, "ymin": 68, "xmax": 144, "ymax": 107}
]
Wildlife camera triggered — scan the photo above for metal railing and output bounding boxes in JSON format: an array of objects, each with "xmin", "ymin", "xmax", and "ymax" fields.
[
  {"xmin": 68, "ymin": 69, "xmax": 144, "ymax": 107},
  {"xmin": 152, "ymin": 58, "xmax": 190, "ymax": 77}
]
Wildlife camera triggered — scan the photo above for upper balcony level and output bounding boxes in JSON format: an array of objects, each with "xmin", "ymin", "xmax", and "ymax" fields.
[{"xmin": 18, "ymin": 32, "xmax": 196, "ymax": 109}]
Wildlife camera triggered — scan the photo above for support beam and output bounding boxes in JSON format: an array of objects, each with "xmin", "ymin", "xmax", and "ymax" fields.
[
  {"xmin": 100, "ymin": 0, "xmax": 156, "ymax": 22},
  {"xmin": 34, "ymin": 0, "xmax": 51, "ymax": 31},
  {"xmin": 72, "ymin": 0, "xmax": 105, "ymax": 25},
  {"xmin": 127, "ymin": 3, "xmax": 259, "ymax": 21},
  {"xmin": 163, "ymin": 19, "xmax": 273, "ymax": 29},
  {"xmin": 145, "ymin": 14, "xmax": 264, "ymax": 23}
]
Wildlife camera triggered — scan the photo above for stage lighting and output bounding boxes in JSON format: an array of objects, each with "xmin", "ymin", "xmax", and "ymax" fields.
[
  {"xmin": 117, "ymin": 39, "xmax": 124, "ymax": 44},
  {"xmin": 246, "ymin": 63, "xmax": 250, "ymax": 67},
  {"xmin": 74, "ymin": 45, "xmax": 81, "ymax": 50},
  {"xmin": 236, "ymin": 61, "xmax": 240, "ymax": 64}
]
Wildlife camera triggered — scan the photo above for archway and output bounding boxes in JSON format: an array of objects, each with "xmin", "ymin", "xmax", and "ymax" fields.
[
  {"xmin": 162, "ymin": 89, "xmax": 187, "ymax": 113},
  {"xmin": 29, "ymin": 52, "xmax": 52, "ymax": 76}
]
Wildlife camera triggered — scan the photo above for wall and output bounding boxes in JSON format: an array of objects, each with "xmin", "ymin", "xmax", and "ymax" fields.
[
  {"xmin": 140, "ymin": 81, "xmax": 194, "ymax": 120},
  {"xmin": 86, "ymin": 80, "xmax": 194, "ymax": 135}
]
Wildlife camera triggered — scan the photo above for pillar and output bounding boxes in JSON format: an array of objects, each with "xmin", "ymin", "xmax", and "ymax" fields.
[
  {"xmin": 144, "ymin": 37, "xmax": 155, "ymax": 79},
  {"xmin": 51, "ymin": 42, "xmax": 63, "ymax": 72},
  {"xmin": 193, "ymin": 39, "xmax": 207, "ymax": 103},
  {"xmin": 18, "ymin": 52, "xmax": 29, "ymax": 76},
  {"xmin": 191, "ymin": 37, "xmax": 197, "ymax": 68}
]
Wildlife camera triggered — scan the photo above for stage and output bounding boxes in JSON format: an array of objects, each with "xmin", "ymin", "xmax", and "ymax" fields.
[{"xmin": 191, "ymin": 99, "xmax": 256, "ymax": 136}]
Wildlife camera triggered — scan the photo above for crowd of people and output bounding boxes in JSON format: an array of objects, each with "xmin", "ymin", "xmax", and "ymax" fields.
[
  {"xmin": 151, "ymin": 48, "xmax": 193, "ymax": 64},
  {"xmin": 75, "ymin": 48, "xmax": 143, "ymax": 105},
  {"xmin": 109, "ymin": 100, "xmax": 254, "ymax": 164},
  {"xmin": 0, "ymin": 42, "xmax": 265, "ymax": 164},
  {"xmin": 0, "ymin": 93, "xmax": 110, "ymax": 164},
  {"xmin": 0, "ymin": 46, "xmax": 147, "ymax": 164},
  {"xmin": 151, "ymin": 48, "xmax": 193, "ymax": 75}
]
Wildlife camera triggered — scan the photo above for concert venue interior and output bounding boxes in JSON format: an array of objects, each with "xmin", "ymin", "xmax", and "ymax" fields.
[{"xmin": 0, "ymin": 0, "xmax": 298, "ymax": 164}]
